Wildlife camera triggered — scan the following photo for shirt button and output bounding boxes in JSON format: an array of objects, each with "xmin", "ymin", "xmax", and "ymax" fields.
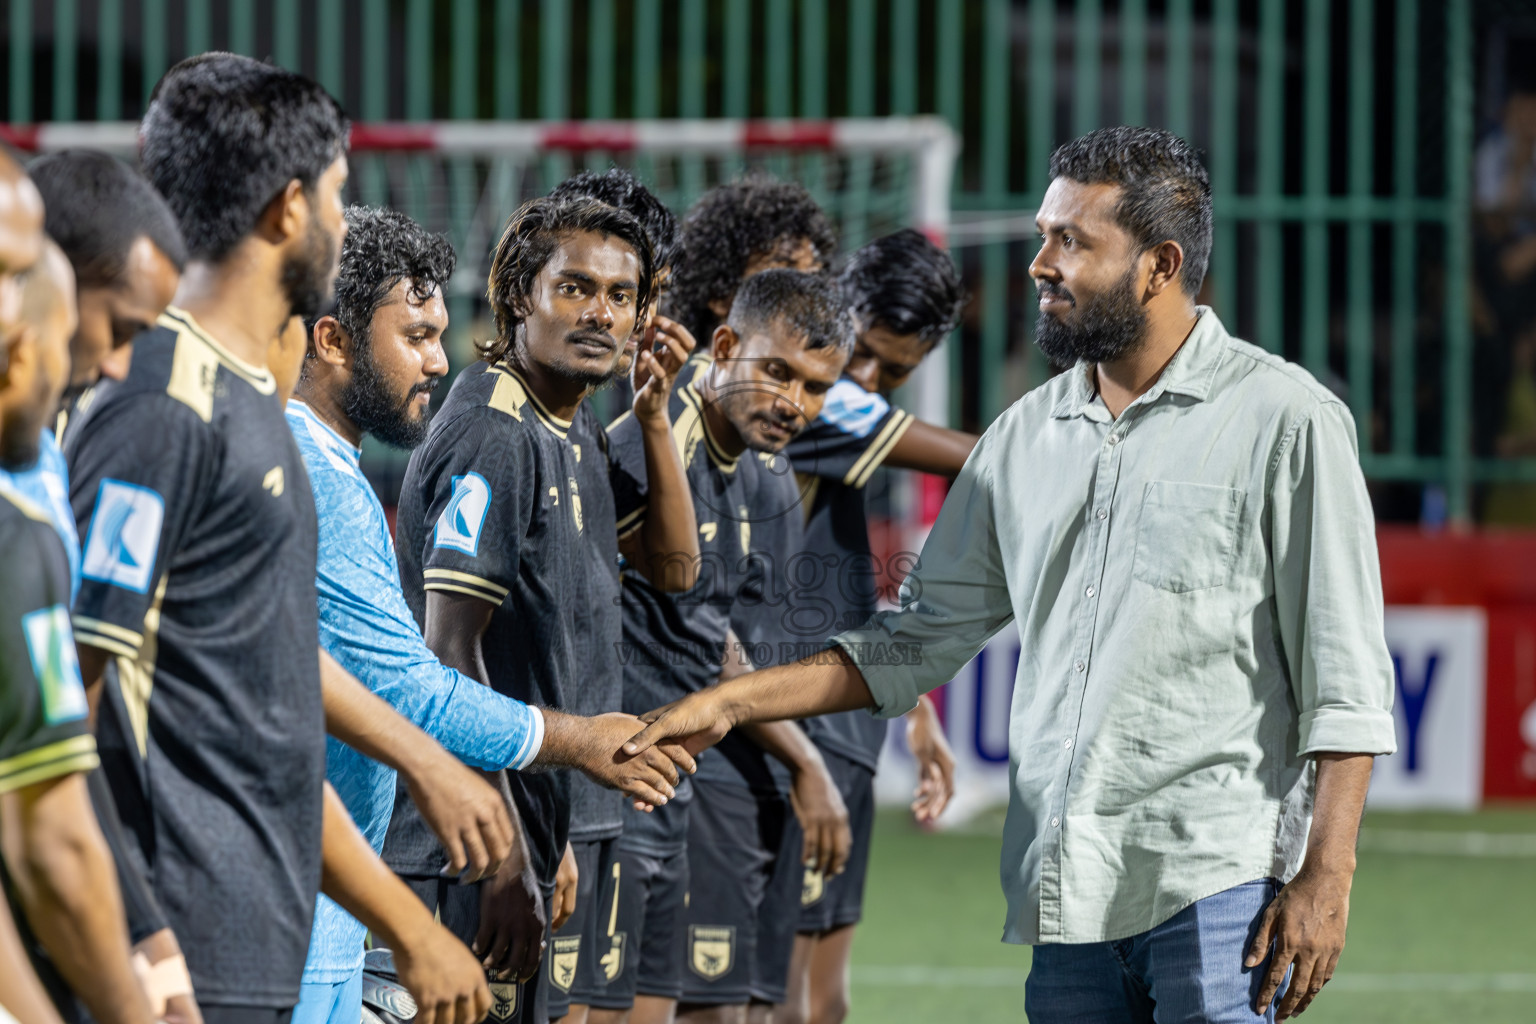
[
  {"xmin": 1085, "ymin": 586, "xmax": 1095, "ymax": 598},
  {"xmin": 1050, "ymin": 816, "xmax": 1061, "ymax": 828},
  {"xmin": 1107, "ymin": 434, "xmax": 1121, "ymax": 446},
  {"xmin": 1096, "ymin": 508, "xmax": 1108, "ymax": 520},
  {"xmin": 1062, "ymin": 737, "xmax": 1073, "ymax": 750},
  {"xmin": 1074, "ymin": 660, "xmax": 1085, "ymax": 673}
]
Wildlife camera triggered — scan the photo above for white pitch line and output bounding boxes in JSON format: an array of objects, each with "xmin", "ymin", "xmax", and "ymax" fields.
[
  {"xmin": 850, "ymin": 966, "xmax": 1536, "ymax": 993},
  {"xmin": 1357, "ymin": 828, "xmax": 1536, "ymax": 857}
]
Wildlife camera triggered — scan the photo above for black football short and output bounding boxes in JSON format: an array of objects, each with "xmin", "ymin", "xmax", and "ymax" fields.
[
  {"xmin": 678, "ymin": 779, "xmax": 803, "ymax": 1006},
  {"xmin": 581, "ymin": 843, "xmax": 689, "ymax": 1009},
  {"xmin": 797, "ymin": 750, "xmax": 877, "ymax": 933},
  {"xmin": 546, "ymin": 837, "xmax": 621, "ymax": 1017}
]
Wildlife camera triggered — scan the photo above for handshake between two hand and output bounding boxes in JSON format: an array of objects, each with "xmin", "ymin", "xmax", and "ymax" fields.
[{"xmin": 565, "ymin": 695, "xmax": 735, "ymax": 809}]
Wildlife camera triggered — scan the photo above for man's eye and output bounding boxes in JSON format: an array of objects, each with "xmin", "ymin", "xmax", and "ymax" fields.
[
  {"xmin": 560, "ymin": 283, "xmax": 581, "ymax": 296},
  {"xmin": 613, "ymin": 292, "xmax": 632, "ymax": 306}
]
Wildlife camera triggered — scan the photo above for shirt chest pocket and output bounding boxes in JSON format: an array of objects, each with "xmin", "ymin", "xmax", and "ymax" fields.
[{"xmin": 1131, "ymin": 481, "xmax": 1244, "ymax": 593}]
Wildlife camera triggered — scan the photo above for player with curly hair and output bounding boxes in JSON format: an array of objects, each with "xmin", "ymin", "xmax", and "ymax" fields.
[{"xmin": 663, "ymin": 175, "xmax": 837, "ymax": 345}]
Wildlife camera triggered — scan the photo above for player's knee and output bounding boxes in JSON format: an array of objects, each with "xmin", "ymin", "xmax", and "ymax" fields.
[{"xmin": 776, "ymin": 1000, "xmax": 809, "ymax": 1024}]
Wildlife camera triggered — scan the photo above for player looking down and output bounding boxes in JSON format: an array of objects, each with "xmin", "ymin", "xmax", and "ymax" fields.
[
  {"xmin": 779, "ymin": 229, "xmax": 973, "ymax": 1024},
  {"xmin": 66, "ymin": 53, "xmax": 494, "ymax": 1024},
  {"xmin": 605, "ymin": 269, "xmax": 852, "ymax": 1024},
  {"xmin": 27, "ymin": 149, "xmax": 186, "ymax": 421},
  {"xmin": 623, "ymin": 127, "xmax": 1398, "ymax": 1024},
  {"xmin": 384, "ymin": 193, "xmax": 697, "ymax": 1024}
]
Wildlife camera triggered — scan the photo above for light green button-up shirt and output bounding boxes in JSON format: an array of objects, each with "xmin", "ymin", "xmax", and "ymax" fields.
[{"xmin": 835, "ymin": 308, "xmax": 1397, "ymax": 946}]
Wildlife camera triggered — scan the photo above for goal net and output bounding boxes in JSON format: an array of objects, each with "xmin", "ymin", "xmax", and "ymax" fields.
[{"xmin": 11, "ymin": 117, "xmax": 959, "ymax": 428}]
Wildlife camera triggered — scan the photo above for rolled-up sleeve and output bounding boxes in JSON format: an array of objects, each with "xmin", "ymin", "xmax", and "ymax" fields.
[
  {"xmin": 832, "ymin": 430, "xmax": 1015, "ymax": 718},
  {"xmin": 1269, "ymin": 399, "xmax": 1397, "ymax": 756}
]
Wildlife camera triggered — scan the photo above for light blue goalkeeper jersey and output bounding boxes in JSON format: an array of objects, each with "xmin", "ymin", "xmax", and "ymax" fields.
[
  {"xmin": 287, "ymin": 400, "xmax": 543, "ymax": 983},
  {"xmin": 0, "ymin": 429, "xmax": 80, "ymax": 598}
]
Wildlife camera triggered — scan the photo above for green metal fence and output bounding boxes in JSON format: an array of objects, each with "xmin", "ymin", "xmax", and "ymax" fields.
[{"xmin": 0, "ymin": 0, "xmax": 1493, "ymax": 521}]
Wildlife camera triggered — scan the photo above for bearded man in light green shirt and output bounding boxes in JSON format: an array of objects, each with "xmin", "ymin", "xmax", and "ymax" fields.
[{"xmin": 624, "ymin": 127, "xmax": 1397, "ymax": 1024}]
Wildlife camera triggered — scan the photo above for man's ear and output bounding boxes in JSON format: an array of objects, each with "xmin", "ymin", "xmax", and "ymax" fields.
[
  {"xmin": 711, "ymin": 323, "xmax": 739, "ymax": 363},
  {"xmin": 256, "ymin": 179, "xmax": 308, "ymax": 246},
  {"xmin": 310, "ymin": 315, "xmax": 352, "ymax": 369},
  {"xmin": 1143, "ymin": 240, "xmax": 1186, "ymax": 299}
]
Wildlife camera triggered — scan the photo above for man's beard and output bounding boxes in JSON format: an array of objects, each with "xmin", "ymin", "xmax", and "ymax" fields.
[
  {"xmin": 1033, "ymin": 264, "xmax": 1150, "ymax": 367},
  {"xmin": 340, "ymin": 332, "xmax": 435, "ymax": 450},
  {"xmin": 542, "ymin": 329, "xmax": 624, "ymax": 389},
  {"xmin": 280, "ymin": 217, "xmax": 338, "ymax": 320}
]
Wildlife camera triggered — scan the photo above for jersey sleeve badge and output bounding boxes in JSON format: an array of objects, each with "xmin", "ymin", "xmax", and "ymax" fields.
[
  {"xmin": 22, "ymin": 605, "xmax": 89, "ymax": 725},
  {"xmin": 433, "ymin": 471, "xmax": 492, "ymax": 555},
  {"xmin": 80, "ymin": 479, "xmax": 165, "ymax": 593}
]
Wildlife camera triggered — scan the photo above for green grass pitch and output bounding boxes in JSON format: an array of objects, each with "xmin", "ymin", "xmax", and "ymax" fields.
[{"xmin": 848, "ymin": 806, "xmax": 1536, "ymax": 1023}]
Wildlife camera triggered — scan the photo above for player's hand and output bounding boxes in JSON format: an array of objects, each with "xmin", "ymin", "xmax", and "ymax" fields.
[
  {"xmin": 624, "ymin": 691, "xmax": 736, "ymax": 760},
  {"xmin": 404, "ymin": 749, "xmax": 514, "ymax": 883},
  {"xmin": 905, "ymin": 696, "xmax": 956, "ymax": 825},
  {"xmin": 473, "ymin": 838, "xmax": 547, "ymax": 983},
  {"xmin": 632, "ymin": 315, "xmax": 696, "ymax": 422},
  {"xmin": 556, "ymin": 711, "xmax": 695, "ymax": 810},
  {"xmin": 552, "ymin": 842, "xmax": 579, "ymax": 930},
  {"xmin": 789, "ymin": 760, "xmax": 852, "ymax": 877},
  {"xmin": 391, "ymin": 920, "xmax": 493, "ymax": 1024},
  {"xmin": 1248, "ymin": 866, "xmax": 1352, "ymax": 1018}
]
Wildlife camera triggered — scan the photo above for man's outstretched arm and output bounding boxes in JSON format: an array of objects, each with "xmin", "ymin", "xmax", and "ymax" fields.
[{"xmin": 624, "ymin": 646, "xmax": 874, "ymax": 758}]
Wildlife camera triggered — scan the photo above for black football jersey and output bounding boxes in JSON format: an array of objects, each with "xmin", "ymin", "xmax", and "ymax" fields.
[
  {"xmin": 65, "ymin": 308, "xmax": 325, "ymax": 1008},
  {"xmin": 385, "ymin": 360, "xmax": 582, "ymax": 884}
]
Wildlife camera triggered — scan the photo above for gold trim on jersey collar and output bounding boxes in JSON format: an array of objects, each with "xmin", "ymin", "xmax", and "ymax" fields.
[
  {"xmin": 680, "ymin": 382, "xmax": 740, "ymax": 473},
  {"xmin": 497, "ymin": 363, "xmax": 573, "ymax": 439},
  {"xmin": 159, "ymin": 307, "xmax": 277, "ymax": 394}
]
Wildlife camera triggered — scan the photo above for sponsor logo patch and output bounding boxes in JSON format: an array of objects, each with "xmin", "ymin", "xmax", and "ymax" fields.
[
  {"xmin": 81, "ymin": 479, "xmax": 164, "ymax": 593},
  {"xmin": 434, "ymin": 472, "xmax": 491, "ymax": 555},
  {"xmin": 688, "ymin": 925, "xmax": 735, "ymax": 980},
  {"xmin": 550, "ymin": 935, "xmax": 581, "ymax": 992},
  {"xmin": 22, "ymin": 605, "xmax": 87, "ymax": 724},
  {"xmin": 487, "ymin": 981, "xmax": 517, "ymax": 1022}
]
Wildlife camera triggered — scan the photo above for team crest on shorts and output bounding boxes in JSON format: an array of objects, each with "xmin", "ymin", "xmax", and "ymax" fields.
[
  {"xmin": 550, "ymin": 936, "xmax": 581, "ymax": 992},
  {"xmin": 801, "ymin": 866, "xmax": 826, "ymax": 907},
  {"xmin": 688, "ymin": 925, "xmax": 735, "ymax": 980},
  {"xmin": 488, "ymin": 980, "xmax": 517, "ymax": 1022},
  {"xmin": 599, "ymin": 932, "xmax": 627, "ymax": 981}
]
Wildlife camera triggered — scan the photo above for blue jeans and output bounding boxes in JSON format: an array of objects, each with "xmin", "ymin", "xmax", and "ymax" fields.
[
  {"xmin": 291, "ymin": 970, "xmax": 363, "ymax": 1024},
  {"xmin": 1024, "ymin": 879, "xmax": 1292, "ymax": 1024}
]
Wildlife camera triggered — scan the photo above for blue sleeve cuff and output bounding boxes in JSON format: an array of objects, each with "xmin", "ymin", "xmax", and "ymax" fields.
[{"xmin": 511, "ymin": 706, "xmax": 545, "ymax": 770}]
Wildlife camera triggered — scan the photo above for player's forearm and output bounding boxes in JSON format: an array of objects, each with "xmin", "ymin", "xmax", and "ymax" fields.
[
  {"xmin": 1298, "ymin": 753, "xmax": 1375, "ymax": 878},
  {"xmin": 633, "ymin": 413, "xmax": 700, "ymax": 591},
  {"xmin": 715, "ymin": 646, "xmax": 875, "ymax": 726},
  {"xmin": 885, "ymin": 418, "xmax": 979, "ymax": 477},
  {"xmin": 75, "ymin": 643, "xmax": 109, "ymax": 726},
  {"xmin": 317, "ymin": 782, "xmax": 442, "ymax": 947},
  {"xmin": 0, "ymin": 776, "xmax": 156, "ymax": 1024},
  {"xmin": 740, "ymin": 719, "xmax": 826, "ymax": 776},
  {"xmin": 0, "ymin": 899, "xmax": 66, "ymax": 1024}
]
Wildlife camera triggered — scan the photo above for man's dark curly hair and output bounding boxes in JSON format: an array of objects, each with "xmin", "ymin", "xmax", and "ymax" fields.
[
  {"xmin": 1048, "ymin": 126, "xmax": 1212, "ymax": 297},
  {"xmin": 728, "ymin": 268, "xmax": 853, "ymax": 357},
  {"xmin": 482, "ymin": 195, "xmax": 656, "ymax": 364},
  {"xmin": 840, "ymin": 229, "xmax": 965, "ymax": 346},
  {"xmin": 548, "ymin": 169, "xmax": 679, "ymax": 274},
  {"xmin": 140, "ymin": 52, "xmax": 349, "ymax": 263},
  {"xmin": 306, "ymin": 205, "xmax": 455, "ymax": 358},
  {"xmin": 665, "ymin": 175, "xmax": 837, "ymax": 341}
]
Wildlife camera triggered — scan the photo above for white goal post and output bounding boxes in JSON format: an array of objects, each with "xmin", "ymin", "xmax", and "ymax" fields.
[{"xmin": 6, "ymin": 117, "xmax": 960, "ymax": 430}]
